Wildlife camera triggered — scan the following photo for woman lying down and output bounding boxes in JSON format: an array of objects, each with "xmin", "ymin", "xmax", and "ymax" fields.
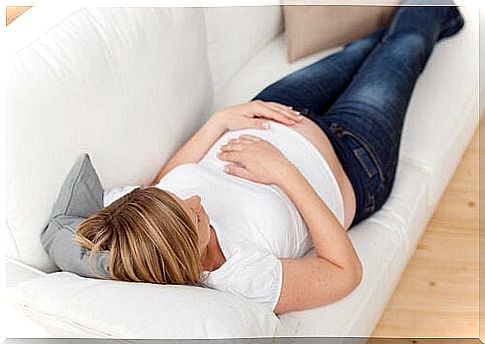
[{"xmin": 75, "ymin": 3, "xmax": 464, "ymax": 315}]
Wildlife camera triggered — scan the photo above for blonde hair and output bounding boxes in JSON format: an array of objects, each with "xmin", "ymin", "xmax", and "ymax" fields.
[{"xmin": 75, "ymin": 187, "xmax": 203, "ymax": 285}]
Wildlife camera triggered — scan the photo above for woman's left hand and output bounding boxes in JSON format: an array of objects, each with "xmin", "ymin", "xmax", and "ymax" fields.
[
  {"xmin": 217, "ymin": 134, "xmax": 295, "ymax": 185},
  {"xmin": 210, "ymin": 100, "xmax": 303, "ymax": 133}
]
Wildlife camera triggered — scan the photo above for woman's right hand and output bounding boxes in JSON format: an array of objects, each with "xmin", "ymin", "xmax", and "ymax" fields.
[
  {"xmin": 217, "ymin": 134, "xmax": 298, "ymax": 185},
  {"xmin": 210, "ymin": 100, "xmax": 303, "ymax": 133}
]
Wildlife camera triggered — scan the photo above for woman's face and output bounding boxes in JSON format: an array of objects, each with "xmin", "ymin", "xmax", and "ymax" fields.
[{"xmin": 167, "ymin": 191, "xmax": 211, "ymax": 257}]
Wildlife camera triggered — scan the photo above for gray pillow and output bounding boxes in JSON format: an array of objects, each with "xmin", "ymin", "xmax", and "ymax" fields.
[{"xmin": 41, "ymin": 153, "xmax": 110, "ymax": 278}]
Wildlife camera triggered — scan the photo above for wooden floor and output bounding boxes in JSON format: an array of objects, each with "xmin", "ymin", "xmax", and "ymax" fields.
[
  {"xmin": 6, "ymin": 6, "xmax": 31, "ymax": 26},
  {"xmin": 371, "ymin": 119, "xmax": 481, "ymax": 338},
  {"xmin": 6, "ymin": 6, "xmax": 481, "ymax": 340}
]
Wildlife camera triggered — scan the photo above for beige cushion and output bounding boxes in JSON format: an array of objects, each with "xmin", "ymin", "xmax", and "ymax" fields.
[{"xmin": 283, "ymin": 4, "xmax": 400, "ymax": 63}]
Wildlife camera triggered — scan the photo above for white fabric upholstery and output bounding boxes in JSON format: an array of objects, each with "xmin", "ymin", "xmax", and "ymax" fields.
[
  {"xmin": 6, "ymin": 3, "xmax": 481, "ymax": 339},
  {"xmin": 7, "ymin": 6, "xmax": 213, "ymax": 272},
  {"xmin": 398, "ymin": 9, "xmax": 479, "ymax": 207},
  {"xmin": 7, "ymin": 272, "xmax": 280, "ymax": 338},
  {"xmin": 6, "ymin": 221, "xmax": 20, "ymax": 260},
  {"xmin": 203, "ymin": 5, "xmax": 283, "ymax": 94},
  {"xmin": 212, "ymin": 34, "xmax": 342, "ymax": 110}
]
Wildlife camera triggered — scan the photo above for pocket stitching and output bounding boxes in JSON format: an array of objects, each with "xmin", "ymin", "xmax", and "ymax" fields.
[
  {"xmin": 353, "ymin": 147, "xmax": 378, "ymax": 179},
  {"xmin": 336, "ymin": 126, "xmax": 386, "ymax": 183}
]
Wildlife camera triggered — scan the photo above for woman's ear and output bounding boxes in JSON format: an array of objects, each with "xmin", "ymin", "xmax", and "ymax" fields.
[{"xmin": 199, "ymin": 244, "xmax": 209, "ymax": 269}]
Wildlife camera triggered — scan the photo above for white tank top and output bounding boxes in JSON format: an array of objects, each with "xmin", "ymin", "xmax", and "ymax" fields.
[{"xmin": 104, "ymin": 121, "xmax": 344, "ymax": 311}]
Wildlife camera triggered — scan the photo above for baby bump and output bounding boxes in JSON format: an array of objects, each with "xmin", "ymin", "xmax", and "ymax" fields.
[{"xmin": 285, "ymin": 115, "xmax": 357, "ymax": 230}]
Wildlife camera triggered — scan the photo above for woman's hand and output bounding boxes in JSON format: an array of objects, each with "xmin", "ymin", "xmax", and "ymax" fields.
[
  {"xmin": 211, "ymin": 100, "xmax": 303, "ymax": 133},
  {"xmin": 150, "ymin": 101, "xmax": 301, "ymax": 185},
  {"xmin": 217, "ymin": 134, "xmax": 297, "ymax": 185}
]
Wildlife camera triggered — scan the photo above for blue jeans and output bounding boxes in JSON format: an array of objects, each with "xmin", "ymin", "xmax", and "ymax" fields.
[{"xmin": 252, "ymin": 4, "xmax": 464, "ymax": 227}]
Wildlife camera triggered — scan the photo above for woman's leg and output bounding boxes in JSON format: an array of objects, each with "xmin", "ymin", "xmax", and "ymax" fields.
[
  {"xmin": 313, "ymin": 4, "xmax": 464, "ymax": 226},
  {"xmin": 251, "ymin": 28, "xmax": 388, "ymax": 115}
]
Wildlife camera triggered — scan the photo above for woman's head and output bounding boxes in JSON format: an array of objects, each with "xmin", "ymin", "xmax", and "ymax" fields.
[{"xmin": 76, "ymin": 187, "xmax": 206, "ymax": 285}]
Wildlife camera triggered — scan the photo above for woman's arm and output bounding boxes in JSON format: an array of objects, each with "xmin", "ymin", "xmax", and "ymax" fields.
[
  {"xmin": 150, "ymin": 101, "xmax": 303, "ymax": 185},
  {"xmin": 217, "ymin": 135, "xmax": 362, "ymax": 314},
  {"xmin": 150, "ymin": 115, "xmax": 225, "ymax": 185},
  {"xmin": 273, "ymin": 164, "xmax": 362, "ymax": 314}
]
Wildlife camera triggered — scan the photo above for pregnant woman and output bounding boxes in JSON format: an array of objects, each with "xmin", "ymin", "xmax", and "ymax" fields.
[{"xmin": 76, "ymin": 3, "xmax": 464, "ymax": 314}]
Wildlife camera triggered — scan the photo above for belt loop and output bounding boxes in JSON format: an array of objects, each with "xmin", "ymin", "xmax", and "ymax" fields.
[
  {"xmin": 300, "ymin": 108, "xmax": 311, "ymax": 115},
  {"xmin": 330, "ymin": 123, "xmax": 343, "ymax": 137}
]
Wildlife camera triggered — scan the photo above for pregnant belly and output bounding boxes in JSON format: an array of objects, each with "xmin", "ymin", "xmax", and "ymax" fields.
[{"xmin": 281, "ymin": 117, "xmax": 356, "ymax": 230}]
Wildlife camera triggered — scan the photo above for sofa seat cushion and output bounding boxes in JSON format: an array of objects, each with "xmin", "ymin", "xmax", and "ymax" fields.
[
  {"xmin": 8, "ymin": 271, "xmax": 280, "ymax": 338},
  {"xmin": 211, "ymin": 34, "xmax": 339, "ymax": 113}
]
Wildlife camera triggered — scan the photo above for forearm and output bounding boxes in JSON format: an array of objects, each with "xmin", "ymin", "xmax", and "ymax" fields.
[
  {"xmin": 151, "ymin": 114, "xmax": 226, "ymax": 185},
  {"xmin": 276, "ymin": 165, "xmax": 361, "ymax": 271}
]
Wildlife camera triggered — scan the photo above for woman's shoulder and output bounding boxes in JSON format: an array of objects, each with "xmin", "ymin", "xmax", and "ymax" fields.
[
  {"xmin": 201, "ymin": 249, "xmax": 283, "ymax": 311},
  {"xmin": 157, "ymin": 163, "xmax": 215, "ymax": 187},
  {"xmin": 104, "ymin": 185, "xmax": 139, "ymax": 207},
  {"xmin": 159, "ymin": 162, "xmax": 200, "ymax": 178}
]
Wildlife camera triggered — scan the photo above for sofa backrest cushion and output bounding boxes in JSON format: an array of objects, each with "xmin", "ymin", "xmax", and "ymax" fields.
[
  {"xmin": 203, "ymin": 5, "xmax": 283, "ymax": 99},
  {"xmin": 7, "ymin": 6, "xmax": 213, "ymax": 272}
]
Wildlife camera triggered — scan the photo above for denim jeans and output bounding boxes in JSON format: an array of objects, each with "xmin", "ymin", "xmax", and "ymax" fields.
[{"xmin": 252, "ymin": 4, "xmax": 464, "ymax": 227}]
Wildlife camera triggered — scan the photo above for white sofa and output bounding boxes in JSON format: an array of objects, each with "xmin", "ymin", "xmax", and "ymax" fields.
[{"xmin": 5, "ymin": 3, "xmax": 481, "ymax": 339}]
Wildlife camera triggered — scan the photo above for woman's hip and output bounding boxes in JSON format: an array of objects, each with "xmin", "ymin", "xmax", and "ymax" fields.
[{"xmin": 297, "ymin": 107, "xmax": 399, "ymax": 228}]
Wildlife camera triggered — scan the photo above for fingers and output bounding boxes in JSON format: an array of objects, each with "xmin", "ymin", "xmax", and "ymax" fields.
[
  {"xmin": 263, "ymin": 104, "xmax": 298, "ymax": 125},
  {"xmin": 223, "ymin": 164, "xmax": 252, "ymax": 180},
  {"xmin": 220, "ymin": 142, "xmax": 244, "ymax": 152},
  {"xmin": 218, "ymin": 135, "xmax": 263, "ymax": 162},
  {"xmin": 251, "ymin": 100, "xmax": 303, "ymax": 125},
  {"xmin": 219, "ymin": 141, "xmax": 250, "ymax": 154},
  {"xmin": 265, "ymin": 102, "xmax": 303, "ymax": 122},
  {"xmin": 236, "ymin": 134, "xmax": 261, "ymax": 142},
  {"xmin": 217, "ymin": 150, "xmax": 242, "ymax": 163},
  {"xmin": 251, "ymin": 118, "xmax": 272, "ymax": 130},
  {"xmin": 221, "ymin": 135, "xmax": 261, "ymax": 150}
]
